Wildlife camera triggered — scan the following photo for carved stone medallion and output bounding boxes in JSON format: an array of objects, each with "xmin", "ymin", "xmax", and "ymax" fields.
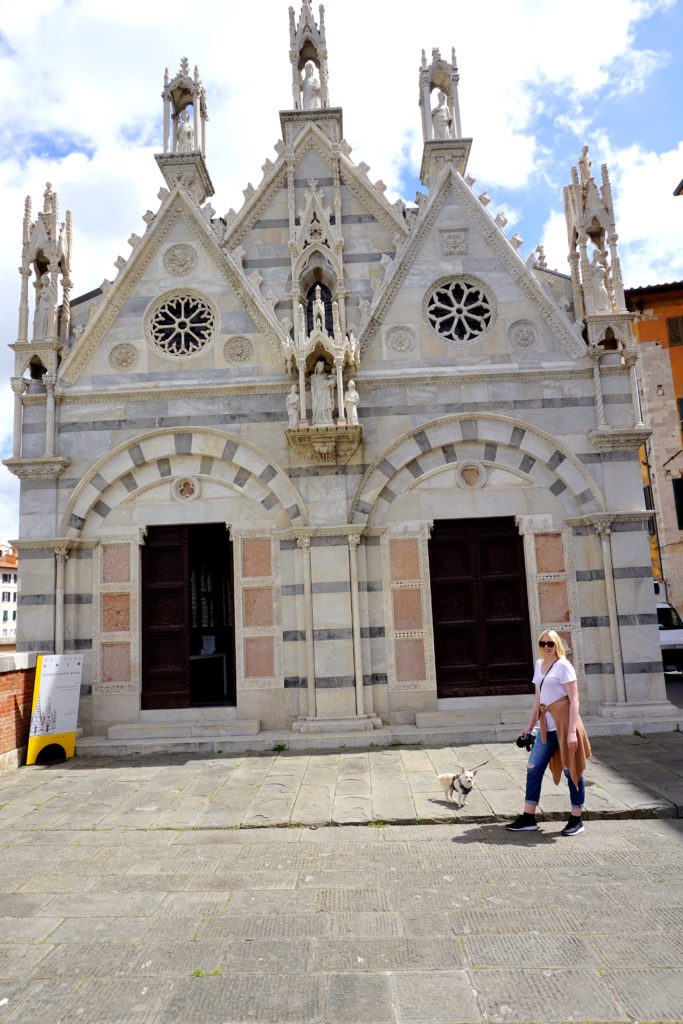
[
  {"xmin": 439, "ymin": 229, "xmax": 468, "ymax": 257},
  {"xmin": 163, "ymin": 243, "xmax": 198, "ymax": 277},
  {"xmin": 109, "ymin": 343, "xmax": 138, "ymax": 370},
  {"xmin": 387, "ymin": 326, "xmax": 416, "ymax": 356},
  {"xmin": 172, "ymin": 476, "xmax": 201, "ymax": 501},
  {"xmin": 224, "ymin": 337, "xmax": 254, "ymax": 363},
  {"xmin": 509, "ymin": 319, "xmax": 538, "ymax": 348},
  {"xmin": 456, "ymin": 461, "xmax": 487, "ymax": 489}
]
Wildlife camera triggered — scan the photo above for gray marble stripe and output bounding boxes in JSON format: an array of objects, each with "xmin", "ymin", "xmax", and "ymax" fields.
[
  {"xmin": 618, "ymin": 613, "xmax": 659, "ymax": 626},
  {"xmin": 611, "ymin": 521, "xmax": 648, "ymax": 533},
  {"xmin": 356, "ymin": 501, "xmax": 372, "ymax": 516},
  {"xmin": 547, "ymin": 450, "xmax": 566, "ymax": 470},
  {"xmin": 576, "ymin": 569, "xmax": 605, "ymax": 581},
  {"xmin": 312, "ymin": 581, "xmax": 351, "ymax": 593},
  {"xmin": 234, "ymin": 467, "xmax": 250, "ymax": 487},
  {"xmin": 413, "ymin": 430, "xmax": 431, "ymax": 453},
  {"xmin": 121, "ymin": 472, "xmax": 138, "ymax": 493},
  {"xmin": 406, "ymin": 459, "xmax": 424, "ymax": 479},
  {"xmin": 550, "ymin": 480, "xmax": 567, "ymax": 496},
  {"xmin": 603, "ymin": 394, "xmax": 633, "ymax": 405},
  {"xmin": 315, "ymin": 676, "xmax": 355, "ymax": 688},
  {"xmin": 281, "ymin": 584, "xmax": 304, "ymax": 596},
  {"xmin": 344, "ymin": 253, "xmax": 390, "ymax": 264},
  {"xmin": 574, "ymin": 489, "xmax": 594, "ymax": 506},
  {"xmin": 261, "ymin": 493, "xmax": 279, "ymax": 511},
  {"xmin": 363, "ymin": 673, "xmax": 388, "ymax": 686},
  {"xmin": 361, "ymin": 626, "xmax": 386, "ymax": 638},
  {"xmin": 461, "ymin": 419, "xmax": 478, "ymax": 440},
  {"xmin": 484, "ymin": 442, "xmax": 498, "ymax": 462},
  {"xmin": 584, "ymin": 662, "xmax": 615, "ymax": 674},
  {"xmin": 69, "ymin": 514, "xmax": 85, "ymax": 531},
  {"xmin": 378, "ymin": 458, "xmax": 397, "ymax": 478},
  {"xmin": 283, "ymin": 630, "xmax": 306, "ymax": 642},
  {"xmin": 286, "ymin": 503, "xmax": 301, "ymax": 521},
  {"xmin": 19, "ymin": 594, "xmax": 55, "ymax": 605},
  {"xmin": 12, "ymin": 550, "xmax": 53, "ymax": 561},
  {"xmin": 243, "ymin": 257, "xmax": 290, "ymax": 269},
  {"xmin": 364, "ymin": 536, "xmax": 381, "ymax": 547},
  {"xmin": 287, "ymin": 465, "xmax": 366, "ymax": 478},
  {"xmin": 174, "ymin": 432, "xmax": 192, "ymax": 454},
  {"xmin": 442, "ymin": 443, "xmax": 457, "ymax": 464},
  {"xmin": 91, "ymin": 472, "xmax": 108, "ymax": 492},
  {"xmin": 284, "ymin": 677, "xmax": 306, "ymax": 688},
  {"xmin": 259, "ymin": 465, "xmax": 277, "ymax": 484},
  {"xmin": 93, "ymin": 500, "xmax": 111, "ymax": 518},
  {"xmin": 359, "ymin": 581, "xmax": 383, "ymax": 592},
  {"xmin": 200, "ymin": 456, "xmax": 214, "ymax": 476},
  {"xmin": 279, "ymin": 539, "xmax": 299, "ymax": 551},
  {"xmin": 253, "ymin": 218, "xmax": 290, "ymax": 229},
  {"xmin": 580, "ymin": 616, "xmax": 610, "ymax": 627},
  {"xmin": 65, "ymin": 594, "xmax": 93, "ymax": 605},
  {"xmin": 311, "ymin": 536, "xmax": 350, "ymax": 547},
  {"xmin": 128, "ymin": 444, "xmax": 145, "ymax": 466},
  {"xmin": 623, "ymin": 661, "xmax": 664, "ymax": 673},
  {"xmin": 157, "ymin": 458, "xmax": 172, "ymax": 478},
  {"xmin": 613, "ymin": 566, "xmax": 652, "ymax": 579},
  {"xmin": 519, "ymin": 454, "xmax": 535, "ymax": 473},
  {"xmin": 379, "ymin": 486, "xmax": 398, "ymax": 503},
  {"xmin": 314, "ymin": 628, "xmax": 353, "ymax": 641},
  {"xmin": 222, "ymin": 439, "xmax": 239, "ymax": 461},
  {"xmin": 510, "ymin": 426, "xmax": 525, "ymax": 447},
  {"xmin": 16, "ymin": 639, "xmax": 93, "ymax": 652},
  {"xmin": 572, "ymin": 526, "xmax": 591, "ymax": 536}
]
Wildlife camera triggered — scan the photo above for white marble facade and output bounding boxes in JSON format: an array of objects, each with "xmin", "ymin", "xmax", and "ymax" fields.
[{"xmin": 5, "ymin": 6, "xmax": 676, "ymax": 739}]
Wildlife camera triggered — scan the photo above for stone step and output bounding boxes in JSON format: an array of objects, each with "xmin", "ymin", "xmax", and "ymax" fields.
[
  {"xmin": 415, "ymin": 708, "xmax": 528, "ymax": 729},
  {"xmin": 108, "ymin": 719, "xmax": 261, "ymax": 740}
]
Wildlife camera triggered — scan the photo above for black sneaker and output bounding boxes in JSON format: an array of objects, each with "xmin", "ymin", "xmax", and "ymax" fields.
[
  {"xmin": 561, "ymin": 815, "xmax": 584, "ymax": 836},
  {"xmin": 506, "ymin": 813, "xmax": 538, "ymax": 831}
]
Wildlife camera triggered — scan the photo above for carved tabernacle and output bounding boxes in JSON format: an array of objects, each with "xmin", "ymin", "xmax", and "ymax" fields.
[{"xmin": 285, "ymin": 424, "xmax": 362, "ymax": 465}]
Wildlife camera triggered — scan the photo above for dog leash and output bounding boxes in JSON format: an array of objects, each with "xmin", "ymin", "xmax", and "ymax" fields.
[{"xmin": 468, "ymin": 760, "xmax": 489, "ymax": 771}]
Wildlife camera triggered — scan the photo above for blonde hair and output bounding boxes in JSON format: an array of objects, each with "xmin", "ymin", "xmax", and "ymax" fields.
[{"xmin": 537, "ymin": 628, "xmax": 566, "ymax": 658}]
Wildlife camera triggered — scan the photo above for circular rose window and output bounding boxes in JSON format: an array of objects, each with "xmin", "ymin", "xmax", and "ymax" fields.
[
  {"xmin": 425, "ymin": 277, "xmax": 494, "ymax": 344},
  {"xmin": 147, "ymin": 291, "xmax": 216, "ymax": 357}
]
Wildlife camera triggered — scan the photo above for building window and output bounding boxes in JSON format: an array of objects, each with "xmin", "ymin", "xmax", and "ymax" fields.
[
  {"xmin": 147, "ymin": 292, "xmax": 216, "ymax": 357},
  {"xmin": 1, "ymin": 574, "xmax": 8, "ymax": 583},
  {"xmin": 424, "ymin": 276, "xmax": 494, "ymax": 344},
  {"xmin": 12, "ymin": 611, "xmax": 16, "ymax": 621},
  {"xmin": 13, "ymin": 593, "xmax": 16, "ymax": 602},
  {"xmin": 667, "ymin": 317, "xmax": 683, "ymax": 347},
  {"xmin": 643, "ymin": 485, "xmax": 655, "ymax": 536},
  {"xmin": 673, "ymin": 478, "xmax": 683, "ymax": 529},
  {"xmin": 1, "ymin": 592, "xmax": 9, "ymax": 602},
  {"xmin": 2, "ymin": 611, "xmax": 7, "ymax": 622},
  {"xmin": 306, "ymin": 284, "xmax": 334, "ymax": 336}
]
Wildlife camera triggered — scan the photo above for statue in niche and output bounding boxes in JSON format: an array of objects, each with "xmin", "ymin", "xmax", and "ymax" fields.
[
  {"xmin": 286, "ymin": 384, "xmax": 300, "ymax": 428},
  {"xmin": 578, "ymin": 144, "xmax": 591, "ymax": 183},
  {"xmin": 591, "ymin": 250, "xmax": 611, "ymax": 313},
  {"xmin": 344, "ymin": 380, "xmax": 359, "ymax": 426},
  {"xmin": 301, "ymin": 61, "xmax": 321, "ymax": 110},
  {"xmin": 177, "ymin": 110, "xmax": 194, "ymax": 153},
  {"xmin": 431, "ymin": 91, "xmax": 453, "ymax": 140},
  {"xmin": 310, "ymin": 359, "xmax": 334, "ymax": 425},
  {"xmin": 33, "ymin": 273, "xmax": 51, "ymax": 340}
]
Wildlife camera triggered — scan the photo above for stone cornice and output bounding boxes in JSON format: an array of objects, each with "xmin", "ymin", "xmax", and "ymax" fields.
[
  {"xmin": 10, "ymin": 538, "xmax": 97, "ymax": 551},
  {"xmin": 564, "ymin": 511, "xmax": 652, "ymax": 528},
  {"xmin": 3, "ymin": 456, "xmax": 70, "ymax": 480},
  {"xmin": 359, "ymin": 164, "xmax": 585, "ymax": 360},
  {"xmin": 587, "ymin": 427, "xmax": 651, "ymax": 451}
]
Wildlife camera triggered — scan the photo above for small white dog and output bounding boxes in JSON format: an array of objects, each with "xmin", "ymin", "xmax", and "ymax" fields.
[{"xmin": 438, "ymin": 767, "xmax": 477, "ymax": 808}]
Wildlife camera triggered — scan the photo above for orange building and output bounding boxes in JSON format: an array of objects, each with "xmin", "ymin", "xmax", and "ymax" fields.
[
  {"xmin": 0, "ymin": 544, "xmax": 18, "ymax": 642},
  {"xmin": 627, "ymin": 281, "xmax": 683, "ymax": 605}
]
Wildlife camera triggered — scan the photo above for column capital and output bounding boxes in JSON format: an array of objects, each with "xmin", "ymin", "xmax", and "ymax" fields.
[
  {"xmin": 297, "ymin": 535, "xmax": 311, "ymax": 551},
  {"xmin": 54, "ymin": 544, "xmax": 70, "ymax": 564},
  {"xmin": 10, "ymin": 377, "xmax": 27, "ymax": 396},
  {"xmin": 347, "ymin": 532, "xmax": 361, "ymax": 549}
]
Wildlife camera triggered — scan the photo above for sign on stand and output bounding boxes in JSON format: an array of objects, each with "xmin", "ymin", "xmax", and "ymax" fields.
[{"xmin": 26, "ymin": 654, "xmax": 84, "ymax": 765}]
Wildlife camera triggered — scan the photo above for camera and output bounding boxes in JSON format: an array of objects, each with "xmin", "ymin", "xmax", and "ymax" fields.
[{"xmin": 515, "ymin": 732, "xmax": 535, "ymax": 752}]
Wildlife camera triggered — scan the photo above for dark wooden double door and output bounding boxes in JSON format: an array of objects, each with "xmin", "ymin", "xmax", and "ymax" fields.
[
  {"xmin": 428, "ymin": 517, "xmax": 534, "ymax": 698},
  {"xmin": 141, "ymin": 524, "xmax": 236, "ymax": 710}
]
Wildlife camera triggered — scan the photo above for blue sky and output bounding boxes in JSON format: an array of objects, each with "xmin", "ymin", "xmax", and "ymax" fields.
[{"xmin": 0, "ymin": 0, "xmax": 682, "ymax": 536}]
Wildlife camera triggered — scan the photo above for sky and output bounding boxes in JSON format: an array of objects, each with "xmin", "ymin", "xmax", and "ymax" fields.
[{"xmin": 0, "ymin": 0, "xmax": 682, "ymax": 540}]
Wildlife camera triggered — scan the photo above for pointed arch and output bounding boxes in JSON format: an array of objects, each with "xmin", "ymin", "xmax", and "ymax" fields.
[
  {"xmin": 350, "ymin": 412, "xmax": 605, "ymax": 524},
  {"xmin": 61, "ymin": 427, "xmax": 308, "ymax": 537}
]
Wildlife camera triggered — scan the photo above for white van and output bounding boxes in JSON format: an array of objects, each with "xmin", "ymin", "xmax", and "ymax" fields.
[{"xmin": 657, "ymin": 602, "xmax": 683, "ymax": 673}]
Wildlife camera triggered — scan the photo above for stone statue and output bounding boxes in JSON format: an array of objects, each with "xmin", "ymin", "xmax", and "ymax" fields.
[
  {"xmin": 578, "ymin": 144, "xmax": 591, "ymax": 183},
  {"xmin": 33, "ymin": 273, "xmax": 51, "ymax": 340},
  {"xmin": 286, "ymin": 384, "xmax": 300, "ymax": 428},
  {"xmin": 591, "ymin": 251, "xmax": 610, "ymax": 313},
  {"xmin": 344, "ymin": 380, "xmax": 359, "ymax": 426},
  {"xmin": 310, "ymin": 359, "xmax": 334, "ymax": 425},
  {"xmin": 301, "ymin": 61, "xmax": 321, "ymax": 111},
  {"xmin": 431, "ymin": 91, "xmax": 453, "ymax": 140},
  {"xmin": 177, "ymin": 110, "xmax": 194, "ymax": 153}
]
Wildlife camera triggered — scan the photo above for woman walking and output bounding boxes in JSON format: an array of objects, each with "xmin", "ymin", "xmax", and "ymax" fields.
[{"xmin": 507, "ymin": 629, "xmax": 591, "ymax": 836}]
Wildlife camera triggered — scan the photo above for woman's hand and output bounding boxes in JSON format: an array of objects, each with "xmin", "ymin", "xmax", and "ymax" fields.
[{"xmin": 567, "ymin": 730, "xmax": 578, "ymax": 752}]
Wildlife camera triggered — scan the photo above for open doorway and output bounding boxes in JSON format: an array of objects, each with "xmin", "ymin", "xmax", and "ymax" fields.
[{"xmin": 141, "ymin": 523, "xmax": 235, "ymax": 709}]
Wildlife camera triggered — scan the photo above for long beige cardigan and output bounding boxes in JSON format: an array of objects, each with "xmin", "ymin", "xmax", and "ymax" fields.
[{"xmin": 537, "ymin": 695, "xmax": 591, "ymax": 787}]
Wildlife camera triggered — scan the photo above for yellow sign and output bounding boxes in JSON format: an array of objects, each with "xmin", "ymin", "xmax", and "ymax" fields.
[{"xmin": 26, "ymin": 654, "xmax": 83, "ymax": 765}]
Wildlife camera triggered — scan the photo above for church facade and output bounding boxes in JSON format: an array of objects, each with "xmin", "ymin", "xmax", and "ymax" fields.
[{"xmin": 6, "ymin": 3, "xmax": 677, "ymax": 747}]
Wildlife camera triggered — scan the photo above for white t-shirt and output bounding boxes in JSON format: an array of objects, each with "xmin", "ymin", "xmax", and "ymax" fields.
[{"xmin": 533, "ymin": 656, "xmax": 577, "ymax": 731}]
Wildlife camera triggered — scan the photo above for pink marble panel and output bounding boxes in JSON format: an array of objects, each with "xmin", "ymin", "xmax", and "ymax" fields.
[
  {"xmin": 395, "ymin": 638, "xmax": 426, "ymax": 682},
  {"xmin": 102, "ymin": 643, "xmax": 131, "ymax": 683},
  {"xmin": 101, "ymin": 593, "xmax": 130, "ymax": 633},
  {"xmin": 102, "ymin": 544, "xmax": 130, "ymax": 584},
  {"xmin": 538, "ymin": 581, "xmax": 570, "ymax": 623},
  {"xmin": 535, "ymin": 533, "xmax": 565, "ymax": 574},
  {"xmin": 242, "ymin": 538, "xmax": 271, "ymax": 578},
  {"xmin": 390, "ymin": 539, "xmax": 420, "ymax": 581},
  {"xmin": 244, "ymin": 637, "xmax": 274, "ymax": 678},
  {"xmin": 243, "ymin": 586, "xmax": 274, "ymax": 628},
  {"xmin": 392, "ymin": 589, "xmax": 423, "ymax": 630}
]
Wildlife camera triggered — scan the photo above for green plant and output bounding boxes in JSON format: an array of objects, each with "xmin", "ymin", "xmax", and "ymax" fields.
[
  {"xmin": 368, "ymin": 820, "xmax": 385, "ymax": 828},
  {"xmin": 193, "ymin": 967, "xmax": 222, "ymax": 977},
  {"xmin": 272, "ymin": 743, "xmax": 287, "ymax": 753},
  {"xmin": 633, "ymin": 729, "xmax": 643, "ymax": 737},
  {"xmin": 675, "ymin": 723, "xmax": 681, "ymax": 733}
]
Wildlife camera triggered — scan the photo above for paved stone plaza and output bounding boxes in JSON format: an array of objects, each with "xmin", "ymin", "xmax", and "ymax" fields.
[{"xmin": 0, "ymin": 734, "xmax": 682, "ymax": 1023}]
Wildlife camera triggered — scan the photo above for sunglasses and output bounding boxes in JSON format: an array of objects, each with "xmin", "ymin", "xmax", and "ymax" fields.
[{"xmin": 538, "ymin": 640, "xmax": 555, "ymax": 648}]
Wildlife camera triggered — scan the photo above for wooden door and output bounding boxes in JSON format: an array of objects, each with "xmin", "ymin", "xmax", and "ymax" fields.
[
  {"xmin": 428, "ymin": 517, "xmax": 534, "ymax": 698},
  {"xmin": 141, "ymin": 525, "xmax": 191, "ymax": 709}
]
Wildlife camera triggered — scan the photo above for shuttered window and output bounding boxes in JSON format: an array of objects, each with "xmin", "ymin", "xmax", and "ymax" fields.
[
  {"xmin": 673, "ymin": 478, "xmax": 683, "ymax": 529},
  {"xmin": 667, "ymin": 317, "xmax": 683, "ymax": 346}
]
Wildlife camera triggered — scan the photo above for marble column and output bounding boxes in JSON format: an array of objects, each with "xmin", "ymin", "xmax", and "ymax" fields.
[
  {"xmin": 297, "ymin": 536, "xmax": 316, "ymax": 718},
  {"xmin": 54, "ymin": 545, "xmax": 69, "ymax": 655},
  {"xmin": 595, "ymin": 521, "xmax": 626, "ymax": 703},
  {"xmin": 348, "ymin": 533, "xmax": 364, "ymax": 716},
  {"xmin": 10, "ymin": 378, "xmax": 26, "ymax": 458},
  {"xmin": 44, "ymin": 373, "xmax": 57, "ymax": 457}
]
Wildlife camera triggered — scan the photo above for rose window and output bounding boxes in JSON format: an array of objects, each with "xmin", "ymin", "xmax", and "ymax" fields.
[
  {"xmin": 425, "ymin": 278, "xmax": 493, "ymax": 343},
  {"xmin": 148, "ymin": 293, "xmax": 216, "ymax": 356}
]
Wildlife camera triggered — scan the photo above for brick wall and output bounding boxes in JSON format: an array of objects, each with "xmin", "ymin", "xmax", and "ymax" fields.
[{"xmin": 0, "ymin": 655, "xmax": 37, "ymax": 770}]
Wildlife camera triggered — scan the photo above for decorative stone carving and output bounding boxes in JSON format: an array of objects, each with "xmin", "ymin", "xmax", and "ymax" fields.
[
  {"xmin": 301, "ymin": 61, "xmax": 321, "ymax": 110},
  {"xmin": 344, "ymin": 380, "xmax": 359, "ymax": 426},
  {"xmin": 109, "ymin": 343, "xmax": 138, "ymax": 370},
  {"xmin": 431, "ymin": 90, "xmax": 453, "ymax": 140},
  {"xmin": 145, "ymin": 290, "xmax": 217, "ymax": 357},
  {"xmin": 509, "ymin": 320, "xmax": 538, "ymax": 348},
  {"xmin": 310, "ymin": 359, "xmax": 335, "ymax": 425},
  {"xmin": 33, "ymin": 273, "xmax": 51, "ymax": 340},
  {"xmin": 439, "ymin": 229, "xmax": 468, "ymax": 257},
  {"xmin": 286, "ymin": 384, "xmax": 300, "ymax": 428},
  {"xmin": 424, "ymin": 276, "xmax": 494, "ymax": 344},
  {"xmin": 172, "ymin": 475, "xmax": 201, "ymax": 501},
  {"xmin": 457, "ymin": 461, "xmax": 487, "ymax": 489},
  {"xmin": 285, "ymin": 424, "xmax": 362, "ymax": 465},
  {"xmin": 163, "ymin": 243, "xmax": 198, "ymax": 277},
  {"xmin": 224, "ymin": 336, "xmax": 254, "ymax": 363},
  {"xmin": 386, "ymin": 326, "xmax": 416, "ymax": 357},
  {"xmin": 176, "ymin": 110, "xmax": 194, "ymax": 152}
]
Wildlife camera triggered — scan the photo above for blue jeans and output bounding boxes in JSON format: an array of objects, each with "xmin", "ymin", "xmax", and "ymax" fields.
[{"xmin": 525, "ymin": 729, "xmax": 585, "ymax": 809}]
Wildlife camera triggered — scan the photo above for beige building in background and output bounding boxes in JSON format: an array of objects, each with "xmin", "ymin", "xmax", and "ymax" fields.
[{"xmin": 5, "ymin": 3, "xmax": 678, "ymax": 751}]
